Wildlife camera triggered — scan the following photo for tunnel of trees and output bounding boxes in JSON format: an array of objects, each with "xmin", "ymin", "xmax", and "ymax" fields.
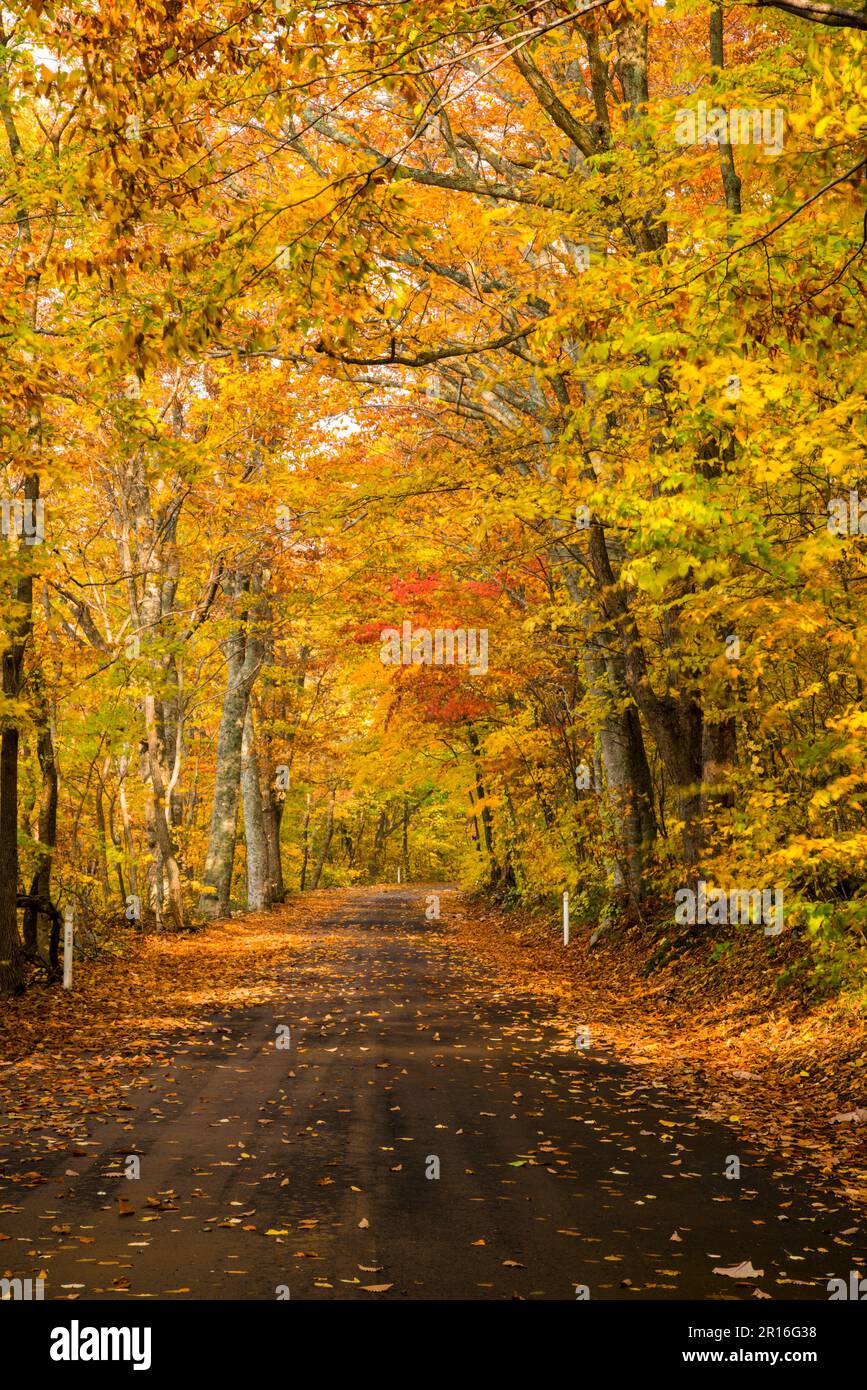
[{"xmin": 0, "ymin": 0, "xmax": 865, "ymax": 998}]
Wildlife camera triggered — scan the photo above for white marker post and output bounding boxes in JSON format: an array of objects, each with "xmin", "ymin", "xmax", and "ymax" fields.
[
  {"xmin": 62, "ymin": 907, "xmax": 74, "ymax": 991},
  {"xmin": 563, "ymin": 890, "xmax": 569, "ymax": 946}
]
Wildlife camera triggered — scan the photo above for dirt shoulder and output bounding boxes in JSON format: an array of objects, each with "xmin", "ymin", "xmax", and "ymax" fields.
[{"xmin": 444, "ymin": 895, "xmax": 867, "ymax": 1207}]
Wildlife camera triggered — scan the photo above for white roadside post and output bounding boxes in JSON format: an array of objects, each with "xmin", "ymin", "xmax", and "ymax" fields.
[
  {"xmin": 563, "ymin": 890, "xmax": 569, "ymax": 946},
  {"xmin": 63, "ymin": 906, "xmax": 74, "ymax": 991}
]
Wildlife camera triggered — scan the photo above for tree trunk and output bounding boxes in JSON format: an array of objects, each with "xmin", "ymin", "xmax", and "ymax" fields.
[
  {"xmin": 0, "ymin": 74, "xmax": 42, "ymax": 992},
  {"xmin": 299, "ymin": 794, "xmax": 311, "ymax": 890},
  {"xmin": 142, "ymin": 694, "xmax": 184, "ymax": 929},
  {"xmin": 263, "ymin": 780, "xmax": 285, "ymax": 903},
  {"xmin": 95, "ymin": 758, "xmax": 112, "ymax": 905},
  {"xmin": 370, "ymin": 806, "xmax": 393, "ymax": 878},
  {"xmin": 580, "ymin": 624, "xmax": 656, "ymax": 908},
  {"xmin": 401, "ymin": 796, "xmax": 409, "ymax": 882},
  {"xmin": 348, "ymin": 810, "xmax": 365, "ymax": 869},
  {"xmin": 117, "ymin": 752, "xmax": 138, "ymax": 907},
  {"xmin": 197, "ymin": 574, "xmax": 264, "ymax": 916},
  {"xmin": 310, "ymin": 787, "xmax": 336, "ymax": 890},
  {"xmin": 24, "ymin": 705, "xmax": 58, "ymax": 953},
  {"xmin": 555, "ymin": 536, "xmax": 656, "ymax": 907},
  {"xmin": 701, "ymin": 715, "xmax": 737, "ymax": 852},
  {"xmin": 241, "ymin": 705, "xmax": 271, "ymax": 911},
  {"xmin": 0, "ymin": 475, "xmax": 39, "ymax": 992},
  {"xmin": 710, "ymin": 5, "xmax": 742, "ymax": 219},
  {"xmin": 467, "ymin": 728, "xmax": 495, "ymax": 864},
  {"xmin": 468, "ymin": 793, "xmax": 483, "ymax": 856},
  {"xmin": 586, "ymin": 520, "xmax": 705, "ymax": 869},
  {"xmin": 0, "ymin": 726, "xmax": 22, "ymax": 991}
]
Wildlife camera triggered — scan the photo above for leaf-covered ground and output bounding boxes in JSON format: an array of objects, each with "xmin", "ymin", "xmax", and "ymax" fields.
[
  {"xmin": 448, "ymin": 900, "xmax": 867, "ymax": 1206},
  {"xmin": 1, "ymin": 887, "xmax": 865, "ymax": 1301},
  {"xmin": 0, "ymin": 912, "xmax": 303, "ymax": 1158}
]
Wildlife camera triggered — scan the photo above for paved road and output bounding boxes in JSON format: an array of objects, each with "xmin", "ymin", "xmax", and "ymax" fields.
[{"xmin": 1, "ymin": 886, "xmax": 864, "ymax": 1300}]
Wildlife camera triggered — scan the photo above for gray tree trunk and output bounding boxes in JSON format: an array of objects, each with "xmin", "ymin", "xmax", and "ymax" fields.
[
  {"xmin": 197, "ymin": 574, "xmax": 265, "ymax": 916},
  {"xmin": 241, "ymin": 704, "xmax": 271, "ymax": 911},
  {"xmin": 582, "ymin": 632, "xmax": 656, "ymax": 907},
  {"xmin": 94, "ymin": 756, "xmax": 113, "ymax": 905}
]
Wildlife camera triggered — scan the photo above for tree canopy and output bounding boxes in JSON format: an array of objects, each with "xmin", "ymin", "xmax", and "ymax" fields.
[{"xmin": 1, "ymin": 0, "xmax": 865, "ymax": 992}]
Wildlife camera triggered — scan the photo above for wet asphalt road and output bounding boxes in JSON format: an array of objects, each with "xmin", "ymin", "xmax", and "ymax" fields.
[{"xmin": 0, "ymin": 886, "xmax": 864, "ymax": 1300}]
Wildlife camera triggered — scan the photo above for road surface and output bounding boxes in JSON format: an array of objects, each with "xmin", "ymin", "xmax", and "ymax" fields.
[{"xmin": 1, "ymin": 886, "xmax": 863, "ymax": 1300}]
